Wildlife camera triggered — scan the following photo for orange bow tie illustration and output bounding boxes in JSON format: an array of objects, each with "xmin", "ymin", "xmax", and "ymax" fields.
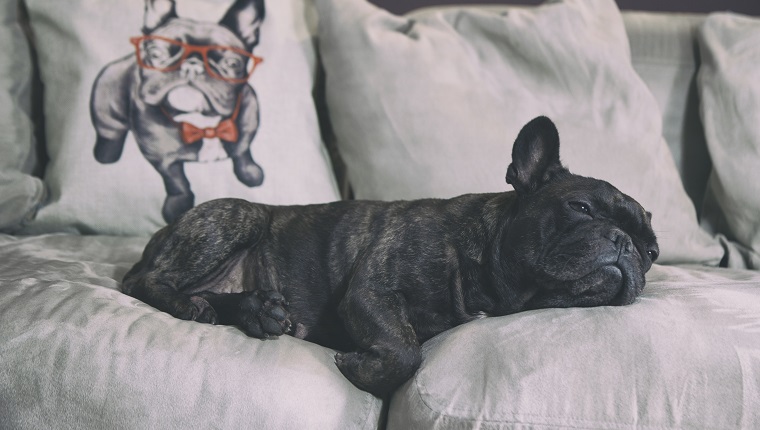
[
  {"xmin": 180, "ymin": 119, "xmax": 239, "ymax": 144},
  {"xmin": 165, "ymin": 94, "xmax": 244, "ymax": 145}
]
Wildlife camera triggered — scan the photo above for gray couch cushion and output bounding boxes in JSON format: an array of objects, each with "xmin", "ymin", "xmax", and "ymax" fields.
[
  {"xmin": 389, "ymin": 264, "xmax": 760, "ymax": 429},
  {"xmin": 0, "ymin": 234, "xmax": 383, "ymax": 429}
]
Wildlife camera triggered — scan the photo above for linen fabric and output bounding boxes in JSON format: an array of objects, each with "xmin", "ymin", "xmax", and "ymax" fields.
[
  {"xmin": 697, "ymin": 13, "xmax": 760, "ymax": 269},
  {"xmin": 0, "ymin": 0, "xmax": 46, "ymax": 232},
  {"xmin": 622, "ymin": 12, "xmax": 711, "ymax": 210},
  {"xmin": 389, "ymin": 263, "xmax": 760, "ymax": 429},
  {"xmin": 2, "ymin": 235, "xmax": 757, "ymax": 429},
  {"xmin": 0, "ymin": 233, "xmax": 383, "ymax": 429},
  {"xmin": 315, "ymin": 0, "xmax": 724, "ymax": 265},
  {"xmin": 21, "ymin": 0, "xmax": 340, "ymax": 236}
]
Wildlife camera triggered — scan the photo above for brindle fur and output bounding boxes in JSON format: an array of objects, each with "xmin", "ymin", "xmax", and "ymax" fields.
[{"xmin": 122, "ymin": 117, "xmax": 659, "ymax": 397}]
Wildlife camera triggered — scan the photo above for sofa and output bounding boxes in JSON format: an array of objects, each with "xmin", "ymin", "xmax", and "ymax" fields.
[{"xmin": 1, "ymin": 0, "xmax": 759, "ymax": 428}]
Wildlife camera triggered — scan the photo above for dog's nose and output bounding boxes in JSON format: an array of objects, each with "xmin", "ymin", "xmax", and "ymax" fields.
[
  {"xmin": 181, "ymin": 57, "xmax": 205, "ymax": 79},
  {"xmin": 607, "ymin": 230, "xmax": 633, "ymax": 256}
]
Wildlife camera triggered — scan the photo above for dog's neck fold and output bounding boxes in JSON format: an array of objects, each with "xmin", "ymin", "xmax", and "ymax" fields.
[{"xmin": 453, "ymin": 192, "xmax": 537, "ymax": 319}]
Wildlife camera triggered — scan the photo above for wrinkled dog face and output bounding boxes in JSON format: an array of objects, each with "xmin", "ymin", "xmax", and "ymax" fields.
[
  {"xmin": 135, "ymin": 0, "xmax": 264, "ymax": 116},
  {"xmin": 503, "ymin": 117, "xmax": 659, "ymax": 310},
  {"xmin": 511, "ymin": 177, "xmax": 658, "ymax": 309},
  {"xmin": 137, "ymin": 21, "xmax": 246, "ymax": 116}
]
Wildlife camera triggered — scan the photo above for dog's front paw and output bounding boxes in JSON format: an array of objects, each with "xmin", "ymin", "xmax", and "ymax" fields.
[
  {"xmin": 173, "ymin": 296, "xmax": 218, "ymax": 324},
  {"xmin": 239, "ymin": 290, "xmax": 291, "ymax": 339}
]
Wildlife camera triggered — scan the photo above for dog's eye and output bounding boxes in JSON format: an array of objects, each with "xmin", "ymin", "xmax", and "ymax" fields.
[
  {"xmin": 569, "ymin": 201, "xmax": 592, "ymax": 216},
  {"xmin": 223, "ymin": 57, "xmax": 243, "ymax": 70},
  {"xmin": 647, "ymin": 250, "xmax": 659, "ymax": 262}
]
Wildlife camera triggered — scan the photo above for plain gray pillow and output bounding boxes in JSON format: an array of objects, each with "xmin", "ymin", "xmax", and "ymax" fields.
[
  {"xmin": 0, "ymin": 0, "xmax": 45, "ymax": 232},
  {"xmin": 315, "ymin": 0, "xmax": 724, "ymax": 265},
  {"xmin": 698, "ymin": 13, "xmax": 760, "ymax": 269}
]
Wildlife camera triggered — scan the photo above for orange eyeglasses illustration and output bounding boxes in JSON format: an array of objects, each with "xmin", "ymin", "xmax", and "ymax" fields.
[{"xmin": 130, "ymin": 35, "xmax": 263, "ymax": 84}]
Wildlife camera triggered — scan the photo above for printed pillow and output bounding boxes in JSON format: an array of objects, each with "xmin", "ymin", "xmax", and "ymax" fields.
[
  {"xmin": 22, "ymin": 0, "xmax": 339, "ymax": 235},
  {"xmin": 315, "ymin": 0, "xmax": 724, "ymax": 265},
  {"xmin": 698, "ymin": 13, "xmax": 760, "ymax": 269},
  {"xmin": 0, "ymin": 0, "xmax": 45, "ymax": 232}
]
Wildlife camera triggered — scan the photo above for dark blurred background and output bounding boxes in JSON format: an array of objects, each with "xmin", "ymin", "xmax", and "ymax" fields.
[{"xmin": 369, "ymin": 0, "xmax": 760, "ymax": 15}]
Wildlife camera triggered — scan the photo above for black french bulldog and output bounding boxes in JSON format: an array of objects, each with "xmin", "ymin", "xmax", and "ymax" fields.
[
  {"xmin": 122, "ymin": 116, "xmax": 659, "ymax": 397},
  {"xmin": 91, "ymin": 0, "xmax": 266, "ymax": 223}
]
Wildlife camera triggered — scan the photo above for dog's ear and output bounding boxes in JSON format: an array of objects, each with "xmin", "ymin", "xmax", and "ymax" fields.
[
  {"xmin": 143, "ymin": 0, "xmax": 177, "ymax": 34},
  {"xmin": 505, "ymin": 116, "xmax": 566, "ymax": 194},
  {"xmin": 220, "ymin": 0, "xmax": 266, "ymax": 50}
]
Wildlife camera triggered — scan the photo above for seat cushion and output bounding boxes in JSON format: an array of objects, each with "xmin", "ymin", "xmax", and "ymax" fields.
[
  {"xmin": 0, "ymin": 234, "xmax": 383, "ymax": 429},
  {"xmin": 389, "ymin": 264, "xmax": 760, "ymax": 429}
]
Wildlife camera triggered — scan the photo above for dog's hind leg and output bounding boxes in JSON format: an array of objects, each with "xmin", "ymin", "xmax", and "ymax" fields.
[
  {"xmin": 152, "ymin": 161, "xmax": 195, "ymax": 223},
  {"xmin": 334, "ymin": 285, "xmax": 422, "ymax": 398},
  {"xmin": 122, "ymin": 198, "xmax": 269, "ymax": 324}
]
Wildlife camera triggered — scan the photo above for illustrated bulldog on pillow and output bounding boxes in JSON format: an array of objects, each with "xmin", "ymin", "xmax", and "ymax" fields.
[{"xmin": 90, "ymin": 0, "xmax": 266, "ymax": 223}]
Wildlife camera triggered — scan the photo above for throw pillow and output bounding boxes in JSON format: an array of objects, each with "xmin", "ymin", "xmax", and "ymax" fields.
[
  {"xmin": 698, "ymin": 13, "xmax": 760, "ymax": 269},
  {"xmin": 22, "ymin": 0, "xmax": 339, "ymax": 235},
  {"xmin": 315, "ymin": 0, "xmax": 724, "ymax": 265},
  {"xmin": 0, "ymin": 0, "xmax": 46, "ymax": 232}
]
